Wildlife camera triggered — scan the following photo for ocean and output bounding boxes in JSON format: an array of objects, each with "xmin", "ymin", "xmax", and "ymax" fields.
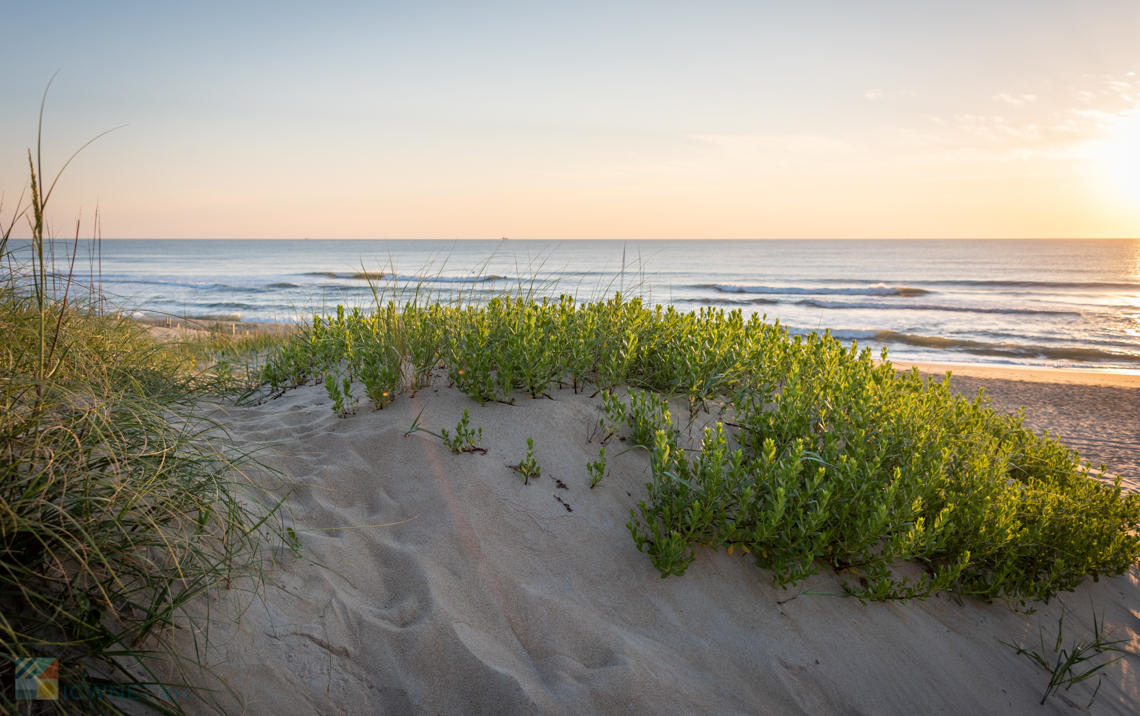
[{"xmin": 11, "ymin": 238, "xmax": 1140, "ymax": 372}]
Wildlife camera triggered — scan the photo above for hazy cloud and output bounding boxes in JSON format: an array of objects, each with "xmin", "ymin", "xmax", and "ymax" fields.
[
  {"xmin": 864, "ymin": 88, "xmax": 916, "ymax": 101},
  {"xmin": 993, "ymin": 93, "xmax": 1038, "ymax": 106},
  {"xmin": 690, "ymin": 134, "xmax": 858, "ymax": 157}
]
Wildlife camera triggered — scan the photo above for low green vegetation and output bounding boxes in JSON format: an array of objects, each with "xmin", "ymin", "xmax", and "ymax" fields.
[{"xmin": 261, "ymin": 293, "xmax": 1140, "ymax": 605}]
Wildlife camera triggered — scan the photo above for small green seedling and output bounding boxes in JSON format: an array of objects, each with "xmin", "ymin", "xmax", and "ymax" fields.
[
  {"xmin": 627, "ymin": 389, "xmax": 671, "ymax": 448},
  {"xmin": 324, "ymin": 371, "xmax": 358, "ymax": 417},
  {"xmin": 405, "ymin": 407, "xmax": 486, "ymax": 454},
  {"xmin": 510, "ymin": 437, "xmax": 541, "ymax": 484},
  {"xmin": 587, "ymin": 446, "xmax": 606, "ymax": 488},
  {"xmin": 359, "ymin": 352, "xmax": 399, "ymax": 409},
  {"xmin": 286, "ymin": 527, "xmax": 302, "ymax": 558},
  {"xmin": 599, "ymin": 390, "xmax": 625, "ymax": 444},
  {"xmin": 440, "ymin": 409, "xmax": 484, "ymax": 453},
  {"xmin": 1000, "ymin": 605, "xmax": 1126, "ymax": 707}
]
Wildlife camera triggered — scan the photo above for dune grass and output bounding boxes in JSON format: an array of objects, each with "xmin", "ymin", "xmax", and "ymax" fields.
[
  {"xmin": 169, "ymin": 325, "xmax": 293, "ymax": 401},
  {"xmin": 1, "ymin": 143, "xmax": 285, "ymax": 714},
  {"xmin": 260, "ymin": 293, "xmax": 1140, "ymax": 606},
  {"xmin": 1001, "ymin": 604, "xmax": 1126, "ymax": 706}
]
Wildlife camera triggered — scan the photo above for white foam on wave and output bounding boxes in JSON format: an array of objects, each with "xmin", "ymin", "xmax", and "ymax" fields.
[
  {"xmin": 794, "ymin": 299, "xmax": 1080, "ymax": 316},
  {"xmin": 714, "ymin": 283, "xmax": 928, "ymax": 297}
]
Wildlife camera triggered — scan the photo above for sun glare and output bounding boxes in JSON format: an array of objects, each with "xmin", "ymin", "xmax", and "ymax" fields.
[{"xmin": 1104, "ymin": 113, "xmax": 1140, "ymax": 206}]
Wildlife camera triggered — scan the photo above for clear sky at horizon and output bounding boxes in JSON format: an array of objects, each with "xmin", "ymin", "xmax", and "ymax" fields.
[{"xmin": 3, "ymin": 1, "xmax": 1140, "ymax": 239}]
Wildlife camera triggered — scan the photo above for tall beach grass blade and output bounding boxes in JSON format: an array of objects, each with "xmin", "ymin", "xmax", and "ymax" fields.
[{"xmin": 2, "ymin": 90, "xmax": 289, "ymax": 715}]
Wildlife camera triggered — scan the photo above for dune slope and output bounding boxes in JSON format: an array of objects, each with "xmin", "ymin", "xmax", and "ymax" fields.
[{"xmin": 177, "ymin": 384, "xmax": 1140, "ymax": 716}]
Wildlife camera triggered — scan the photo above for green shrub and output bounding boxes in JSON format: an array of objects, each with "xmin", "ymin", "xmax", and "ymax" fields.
[
  {"xmin": 260, "ymin": 291, "xmax": 1140, "ymax": 605},
  {"xmin": 628, "ymin": 335, "xmax": 1140, "ymax": 603}
]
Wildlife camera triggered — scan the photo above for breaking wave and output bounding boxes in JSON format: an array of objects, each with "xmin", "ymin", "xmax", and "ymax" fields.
[
  {"xmin": 689, "ymin": 296, "xmax": 780, "ymax": 306},
  {"xmin": 303, "ymin": 271, "xmax": 505, "ymax": 284},
  {"xmin": 793, "ymin": 300, "xmax": 1080, "ymax": 316},
  {"xmin": 712, "ymin": 283, "xmax": 929, "ymax": 298},
  {"xmin": 788, "ymin": 327, "xmax": 1140, "ymax": 364}
]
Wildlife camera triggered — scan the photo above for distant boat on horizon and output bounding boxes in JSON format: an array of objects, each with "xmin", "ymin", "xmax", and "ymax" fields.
[{"xmin": 502, "ymin": 237, "xmax": 508, "ymax": 240}]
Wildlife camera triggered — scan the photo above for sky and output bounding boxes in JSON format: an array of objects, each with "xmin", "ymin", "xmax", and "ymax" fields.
[{"xmin": 2, "ymin": 0, "xmax": 1140, "ymax": 239}]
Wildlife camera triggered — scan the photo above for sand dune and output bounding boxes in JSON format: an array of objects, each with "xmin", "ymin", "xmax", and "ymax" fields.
[{"xmin": 164, "ymin": 374, "xmax": 1140, "ymax": 716}]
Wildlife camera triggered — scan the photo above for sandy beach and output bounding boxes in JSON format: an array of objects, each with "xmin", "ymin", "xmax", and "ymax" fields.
[
  {"xmin": 136, "ymin": 316, "xmax": 294, "ymax": 343},
  {"xmin": 166, "ymin": 369, "xmax": 1140, "ymax": 715}
]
